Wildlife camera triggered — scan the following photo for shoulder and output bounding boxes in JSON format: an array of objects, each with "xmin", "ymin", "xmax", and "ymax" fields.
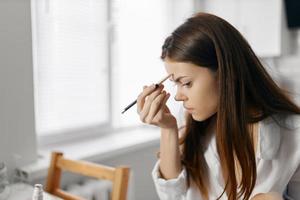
[
  {"xmin": 277, "ymin": 114, "xmax": 300, "ymax": 154},
  {"xmin": 258, "ymin": 114, "xmax": 300, "ymax": 160},
  {"xmin": 280, "ymin": 114, "xmax": 300, "ymax": 130},
  {"xmin": 260, "ymin": 113, "xmax": 300, "ymax": 133},
  {"xmin": 254, "ymin": 114, "xmax": 300, "ymax": 195}
]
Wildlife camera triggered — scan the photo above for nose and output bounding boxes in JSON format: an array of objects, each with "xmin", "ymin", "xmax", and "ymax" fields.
[{"xmin": 174, "ymin": 89, "xmax": 187, "ymax": 102}]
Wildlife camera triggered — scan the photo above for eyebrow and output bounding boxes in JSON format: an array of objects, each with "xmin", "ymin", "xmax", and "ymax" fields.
[{"xmin": 169, "ymin": 75, "xmax": 189, "ymax": 83}]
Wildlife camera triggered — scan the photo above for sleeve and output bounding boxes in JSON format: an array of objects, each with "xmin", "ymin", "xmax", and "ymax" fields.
[{"xmin": 151, "ymin": 160, "xmax": 188, "ymax": 200}]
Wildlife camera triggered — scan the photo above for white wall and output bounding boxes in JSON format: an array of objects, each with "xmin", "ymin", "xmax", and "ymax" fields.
[
  {"xmin": 0, "ymin": 0, "xmax": 37, "ymax": 177},
  {"xmin": 275, "ymin": 31, "xmax": 300, "ymax": 104}
]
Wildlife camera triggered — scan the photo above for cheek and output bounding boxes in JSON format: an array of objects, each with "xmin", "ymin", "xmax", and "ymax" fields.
[
  {"xmin": 191, "ymin": 91, "xmax": 218, "ymax": 121},
  {"xmin": 192, "ymin": 82, "xmax": 219, "ymax": 112}
]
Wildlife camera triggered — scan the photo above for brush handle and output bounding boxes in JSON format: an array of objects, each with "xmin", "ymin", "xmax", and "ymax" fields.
[{"xmin": 122, "ymin": 84, "xmax": 159, "ymax": 114}]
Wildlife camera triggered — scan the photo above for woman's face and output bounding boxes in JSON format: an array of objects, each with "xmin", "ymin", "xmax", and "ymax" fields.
[{"xmin": 164, "ymin": 58, "xmax": 219, "ymax": 121}]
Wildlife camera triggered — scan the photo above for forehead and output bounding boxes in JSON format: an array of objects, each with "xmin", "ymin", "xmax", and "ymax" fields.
[{"xmin": 164, "ymin": 59, "xmax": 202, "ymax": 77}]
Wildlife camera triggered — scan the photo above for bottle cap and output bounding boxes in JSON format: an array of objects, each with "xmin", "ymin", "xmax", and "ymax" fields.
[{"xmin": 32, "ymin": 184, "xmax": 43, "ymax": 200}]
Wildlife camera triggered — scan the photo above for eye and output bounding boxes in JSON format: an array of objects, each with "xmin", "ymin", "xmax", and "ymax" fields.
[
  {"xmin": 172, "ymin": 81, "xmax": 192, "ymax": 88},
  {"xmin": 182, "ymin": 82, "xmax": 191, "ymax": 88}
]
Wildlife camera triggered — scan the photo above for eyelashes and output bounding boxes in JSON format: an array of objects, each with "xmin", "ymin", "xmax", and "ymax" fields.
[
  {"xmin": 172, "ymin": 82, "xmax": 192, "ymax": 88},
  {"xmin": 182, "ymin": 82, "xmax": 191, "ymax": 87}
]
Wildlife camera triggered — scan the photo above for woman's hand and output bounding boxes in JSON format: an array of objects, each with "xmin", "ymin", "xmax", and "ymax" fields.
[
  {"xmin": 137, "ymin": 84, "xmax": 177, "ymax": 129},
  {"xmin": 251, "ymin": 192, "xmax": 283, "ymax": 200}
]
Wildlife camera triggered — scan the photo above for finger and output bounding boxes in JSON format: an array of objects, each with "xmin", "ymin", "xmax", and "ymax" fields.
[
  {"xmin": 137, "ymin": 84, "xmax": 155, "ymax": 113},
  {"xmin": 161, "ymin": 92, "xmax": 171, "ymax": 107},
  {"xmin": 139, "ymin": 86, "xmax": 164, "ymax": 122},
  {"xmin": 156, "ymin": 92, "xmax": 171, "ymax": 117},
  {"xmin": 137, "ymin": 84, "xmax": 161, "ymax": 113},
  {"xmin": 152, "ymin": 93, "xmax": 171, "ymax": 124},
  {"xmin": 146, "ymin": 85, "xmax": 164, "ymax": 102},
  {"xmin": 145, "ymin": 91, "xmax": 167, "ymax": 123}
]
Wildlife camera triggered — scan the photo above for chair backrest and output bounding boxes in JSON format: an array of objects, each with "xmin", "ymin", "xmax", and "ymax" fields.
[{"xmin": 45, "ymin": 152, "xmax": 130, "ymax": 200}]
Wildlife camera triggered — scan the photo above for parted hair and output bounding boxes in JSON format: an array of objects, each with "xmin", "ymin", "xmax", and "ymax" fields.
[{"xmin": 161, "ymin": 12, "xmax": 300, "ymax": 200}]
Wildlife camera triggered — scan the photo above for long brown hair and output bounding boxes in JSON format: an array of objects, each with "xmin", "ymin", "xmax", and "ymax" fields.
[{"xmin": 161, "ymin": 13, "xmax": 300, "ymax": 200}]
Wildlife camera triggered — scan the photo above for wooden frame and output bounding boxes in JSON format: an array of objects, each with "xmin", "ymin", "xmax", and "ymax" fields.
[{"xmin": 45, "ymin": 152, "xmax": 130, "ymax": 200}]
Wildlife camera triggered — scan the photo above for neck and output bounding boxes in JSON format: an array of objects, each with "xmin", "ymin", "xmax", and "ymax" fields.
[{"xmin": 207, "ymin": 114, "xmax": 217, "ymax": 134}]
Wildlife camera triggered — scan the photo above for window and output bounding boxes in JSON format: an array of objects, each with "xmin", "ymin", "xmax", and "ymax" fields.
[
  {"xmin": 32, "ymin": 0, "xmax": 195, "ymax": 143},
  {"xmin": 32, "ymin": 0, "xmax": 110, "ymax": 138}
]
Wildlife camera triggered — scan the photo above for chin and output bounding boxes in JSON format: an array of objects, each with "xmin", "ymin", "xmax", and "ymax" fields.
[
  {"xmin": 191, "ymin": 112, "xmax": 216, "ymax": 122},
  {"xmin": 191, "ymin": 114, "xmax": 207, "ymax": 122}
]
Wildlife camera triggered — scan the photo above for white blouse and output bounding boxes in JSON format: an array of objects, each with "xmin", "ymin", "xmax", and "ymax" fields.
[{"xmin": 152, "ymin": 114, "xmax": 300, "ymax": 200}]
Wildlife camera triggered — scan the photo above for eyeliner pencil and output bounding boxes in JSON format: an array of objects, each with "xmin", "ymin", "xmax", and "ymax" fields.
[{"xmin": 121, "ymin": 74, "xmax": 172, "ymax": 114}]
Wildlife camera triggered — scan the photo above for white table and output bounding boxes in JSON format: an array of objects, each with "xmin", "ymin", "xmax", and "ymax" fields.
[{"xmin": 6, "ymin": 183, "xmax": 62, "ymax": 200}]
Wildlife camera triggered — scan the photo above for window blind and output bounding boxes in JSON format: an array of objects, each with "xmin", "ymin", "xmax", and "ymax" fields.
[{"xmin": 32, "ymin": 0, "xmax": 109, "ymax": 136}]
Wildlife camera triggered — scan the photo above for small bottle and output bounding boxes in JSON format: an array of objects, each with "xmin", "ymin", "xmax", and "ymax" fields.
[
  {"xmin": 0, "ymin": 162, "xmax": 10, "ymax": 200},
  {"xmin": 32, "ymin": 184, "xmax": 44, "ymax": 200}
]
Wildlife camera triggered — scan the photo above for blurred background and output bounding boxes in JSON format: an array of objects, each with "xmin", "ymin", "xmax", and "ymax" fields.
[{"xmin": 0, "ymin": 0, "xmax": 300, "ymax": 199}]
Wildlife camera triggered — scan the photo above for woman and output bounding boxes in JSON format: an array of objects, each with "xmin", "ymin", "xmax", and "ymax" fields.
[{"xmin": 137, "ymin": 13, "xmax": 300, "ymax": 200}]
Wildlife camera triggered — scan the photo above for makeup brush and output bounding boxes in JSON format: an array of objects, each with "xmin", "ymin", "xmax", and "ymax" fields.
[{"xmin": 121, "ymin": 74, "xmax": 172, "ymax": 114}]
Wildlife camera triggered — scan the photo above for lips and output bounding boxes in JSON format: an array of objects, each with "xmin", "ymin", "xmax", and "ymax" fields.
[{"xmin": 184, "ymin": 106, "xmax": 194, "ymax": 111}]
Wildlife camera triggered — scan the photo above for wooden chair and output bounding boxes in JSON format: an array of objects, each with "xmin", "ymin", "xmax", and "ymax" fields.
[{"xmin": 45, "ymin": 152, "xmax": 130, "ymax": 200}]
